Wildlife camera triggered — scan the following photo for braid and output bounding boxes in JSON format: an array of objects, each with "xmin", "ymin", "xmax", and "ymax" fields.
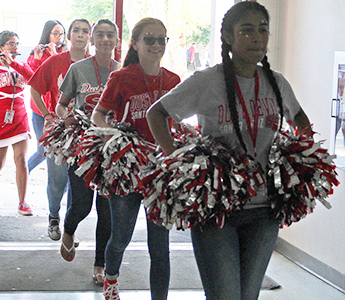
[
  {"xmin": 261, "ymin": 55, "xmax": 284, "ymax": 131},
  {"xmin": 221, "ymin": 39, "xmax": 247, "ymax": 152}
]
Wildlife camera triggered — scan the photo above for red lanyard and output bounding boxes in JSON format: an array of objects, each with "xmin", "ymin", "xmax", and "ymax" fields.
[
  {"xmin": 92, "ymin": 56, "xmax": 114, "ymax": 93},
  {"xmin": 235, "ymin": 71, "xmax": 260, "ymax": 157}
]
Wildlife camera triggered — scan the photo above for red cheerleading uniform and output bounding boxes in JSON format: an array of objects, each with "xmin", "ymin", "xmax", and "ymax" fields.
[{"xmin": 0, "ymin": 61, "xmax": 34, "ymax": 142}]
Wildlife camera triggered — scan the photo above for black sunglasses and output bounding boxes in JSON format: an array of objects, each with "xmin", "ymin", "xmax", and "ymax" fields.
[{"xmin": 140, "ymin": 36, "xmax": 169, "ymax": 46}]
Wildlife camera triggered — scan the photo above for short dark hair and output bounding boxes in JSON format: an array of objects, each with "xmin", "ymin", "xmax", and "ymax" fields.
[
  {"xmin": 91, "ymin": 19, "xmax": 119, "ymax": 39},
  {"xmin": 0, "ymin": 31, "xmax": 19, "ymax": 47},
  {"xmin": 67, "ymin": 18, "xmax": 91, "ymax": 39}
]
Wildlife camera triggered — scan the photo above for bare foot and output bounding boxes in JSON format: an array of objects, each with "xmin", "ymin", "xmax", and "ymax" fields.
[{"xmin": 60, "ymin": 232, "xmax": 75, "ymax": 262}]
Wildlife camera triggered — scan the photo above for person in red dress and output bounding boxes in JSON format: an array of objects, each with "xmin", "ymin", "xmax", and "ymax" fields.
[{"xmin": 0, "ymin": 31, "xmax": 34, "ymax": 215}]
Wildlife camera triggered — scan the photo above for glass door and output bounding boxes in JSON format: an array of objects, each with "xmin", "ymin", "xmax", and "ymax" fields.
[{"xmin": 330, "ymin": 51, "xmax": 345, "ymax": 169}]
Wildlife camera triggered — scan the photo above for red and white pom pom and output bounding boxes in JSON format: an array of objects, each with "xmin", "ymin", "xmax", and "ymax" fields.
[
  {"xmin": 140, "ymin": 126, "xmax": 258, "ymax": 230},
  {"xmin": 74, "ymin": 127, "xmax": 106, "ymax": 191},
  {"xmin": 38, "ymin": 109, "xmax": 91, "ymax": 166},
  {"xmin": 267, "ymin": 125, "xmax": 339, "ymax": 227},
  {"xmin": 75, "ymin": 117, "xmax": 156, "ymax": 198},
  {"xmin": 100, "ymin": 123, "xmax": 156, "ymax": 197}
]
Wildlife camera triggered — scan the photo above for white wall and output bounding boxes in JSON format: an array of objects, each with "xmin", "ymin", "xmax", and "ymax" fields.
[
  {"xmin": 261, "ymin": 0, "xmax": 345, "ymax": 275},
  {"xmin": 0, "ymin": 0, "xmax": 69, "ymax": 61}
]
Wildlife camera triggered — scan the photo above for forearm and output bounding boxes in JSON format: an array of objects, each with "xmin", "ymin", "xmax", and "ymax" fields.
[
  {"xmin": 91, "ymin": 108, "xmax": 111, "ymax": 128},
  {"xmin": 147, "ymin": 103, "xmax": 176, "ymax": 155},
  {"xmin": 56, "ymin": 103, "xmax": 68, "ymax": 118},
  {"xmin": 31, "ymin": 87, "xmax": 50, "ymax": 117},
  {"xmin": 56, "ymin": 93, "xmax": 71, "ymax": 118},
  {"xmin": 292, "ymin": 108, "xmax": 311, "ymax": 133},
  {"xmin": 10, "ymin": 61, "xmax": 34, "ymax": 81}
]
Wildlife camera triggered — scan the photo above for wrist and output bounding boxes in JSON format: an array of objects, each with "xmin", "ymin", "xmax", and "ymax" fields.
[{"xmin": 43, "ymin": 113, "xmax": 53, "ymax": 120}]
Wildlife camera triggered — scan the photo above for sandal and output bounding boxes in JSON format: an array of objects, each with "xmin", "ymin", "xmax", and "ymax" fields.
[
  {"xmin": 60, "ymin": 238, "xmax": 75, "ymax": 262},
  {"xmin": 93, "ymin": 273, "xmax": 105, "ymax": 286}
]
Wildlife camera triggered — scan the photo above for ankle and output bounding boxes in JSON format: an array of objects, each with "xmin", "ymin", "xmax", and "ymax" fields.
[
  {"xmin": 94, "ymin": 266, "xmax": 104, "ymax": 274},
  {"xmin": 49, "ymin": 214, "xmax": 60, "ymax": 221}
]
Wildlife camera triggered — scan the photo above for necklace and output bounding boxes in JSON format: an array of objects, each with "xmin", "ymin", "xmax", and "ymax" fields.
[
  {"xmin": 147, "ymin": 73, "xmax": 161, "ymax": 82},
  {"xmin": 137, "ymin": 64, "xmax": 163, "ymax": 102},
  {"xmin": 93, "ymin": 56, "xmax": 114, "ymax": 93}
]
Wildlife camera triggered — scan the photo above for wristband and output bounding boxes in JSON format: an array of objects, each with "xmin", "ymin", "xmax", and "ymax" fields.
[{"xmin": 44, "ymin": 113, "xmax": 52, "ymax": 119}]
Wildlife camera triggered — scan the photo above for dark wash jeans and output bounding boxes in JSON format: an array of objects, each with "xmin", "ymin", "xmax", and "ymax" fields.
[{"xmin": 105, "ymin": 192, "xmax": 170, "ymax": 300}]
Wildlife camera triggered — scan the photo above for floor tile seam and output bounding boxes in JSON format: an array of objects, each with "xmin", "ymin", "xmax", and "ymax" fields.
[{"xmin": 0, "ymin": 241, "xmax": 194, "ymax": 251}]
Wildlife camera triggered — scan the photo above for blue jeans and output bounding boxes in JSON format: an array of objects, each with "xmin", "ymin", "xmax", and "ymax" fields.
[
  {"xmin": 28, "ymin": 112, "xmax": 46, "ymax": 173},
  {"xmin": 191, "ymin": 207, "xmax": 279, "ymax": 300},
  {"xmin": 46, "ymin": 156, "xmax": 69, "ymax": 219},
  {"xmin": 105, "ymin": 193, "xmax": 170, "ymax": 300},
  {"xmin": 64, "ymin": 164, "xmax": 111, "ymax": 267}
]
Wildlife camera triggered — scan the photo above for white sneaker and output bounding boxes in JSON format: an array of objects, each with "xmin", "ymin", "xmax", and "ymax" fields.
[{"xmin": 48, "ymin": 218, "xmax": 61, "ymax": 240}]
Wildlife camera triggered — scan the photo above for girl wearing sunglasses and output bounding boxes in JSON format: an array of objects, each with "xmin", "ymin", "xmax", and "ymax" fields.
[{"xmin": 91, "ymin": 17, "xmax": 180, "ymax": 300}]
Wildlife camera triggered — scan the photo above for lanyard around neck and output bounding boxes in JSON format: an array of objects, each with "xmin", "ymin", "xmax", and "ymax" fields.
[
  {"xmin": 93, "ymin": 56, "xmax": 114, "ymax": 93},
  {"xmin": 235, "ymin": 71, "xmax": 259, "ymax": 157}
]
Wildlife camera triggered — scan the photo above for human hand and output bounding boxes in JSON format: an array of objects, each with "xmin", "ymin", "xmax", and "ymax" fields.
[
  {"xmin": 43, "ymin": 115, "xmax": 54, "ymax": 131},
  {"xmin": 0, "ymin": 50, "xmax": 13, "ymax": 66},
  {"xmin": 46, "ymin": 42, "xmax": 57, "ymax": 55},
  {"xmin": 64, "ymin": 115, "xmax": 76, "ymax": 127},
  {"xmin": 103, "ymin": 135, "xmax": 112, "ymax": 144},
  {"xmin": 33, "ymin": 45, "xmax": 44, "ymax": 60}
]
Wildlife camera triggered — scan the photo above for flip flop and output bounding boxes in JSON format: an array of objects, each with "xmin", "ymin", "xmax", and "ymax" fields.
[
  {"xmin": 60, "ymin": 239, "xmax": 75, "ymax": 262},
  {"xmin": 93, "ymin": 273, "xmax": 105, "ymax": 286}
]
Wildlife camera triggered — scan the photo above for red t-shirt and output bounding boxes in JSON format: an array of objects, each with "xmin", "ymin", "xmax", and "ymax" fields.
[
  {"xmin": 99, "ymin": 63, "xmax": 181, "ymax": 143},
  {"xmin": 27, "ymin": 48, "xmax": 62, "ymax": 116},
  {"xmin": 28, "ymin": 51, "xmax": 90, "ymax": 114}
]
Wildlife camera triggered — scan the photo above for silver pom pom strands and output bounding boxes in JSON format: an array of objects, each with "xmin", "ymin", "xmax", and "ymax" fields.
[
  {"xmin": 75, "ymin": 112, "xmax": 156, "ymax": 197},
  {"xmin": 267, "ymin": 125, "xmax": 339, "ymax": 227},
  {"xmin": 140, "ymin": 126, "xmax": 258, "ymax": 230},
  {"xmin": 38, "ymin": 109, "xmax": 91, "ymax": 166}
]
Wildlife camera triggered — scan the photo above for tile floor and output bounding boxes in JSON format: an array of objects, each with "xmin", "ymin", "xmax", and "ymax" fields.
[{"xmin": 1, "ymin": 248, "xmax": 345, "ymax": 300}]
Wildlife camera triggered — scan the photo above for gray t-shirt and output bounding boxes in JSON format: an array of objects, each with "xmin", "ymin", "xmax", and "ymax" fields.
[
  {"xmin": 159, "ymin": 64, "xmax": 301, "ymax": 208},
  {"xmin": 60, "ymin": 56, "xmax": 119, "ymax": 115}
]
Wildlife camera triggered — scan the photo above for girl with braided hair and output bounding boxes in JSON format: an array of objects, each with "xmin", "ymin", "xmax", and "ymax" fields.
[{"xmin": 147, "ymin": 2, "xmax": 310, "ymax": 299}]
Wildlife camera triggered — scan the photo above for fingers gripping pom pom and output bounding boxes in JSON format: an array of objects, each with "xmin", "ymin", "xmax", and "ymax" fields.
[
  {"xmin": 38, "ymin": 109, "xmax": 91, "ymax": 166},
  {"xmin": 267, "ymin": 125, "xmax": 339, "ymax": 227}
]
